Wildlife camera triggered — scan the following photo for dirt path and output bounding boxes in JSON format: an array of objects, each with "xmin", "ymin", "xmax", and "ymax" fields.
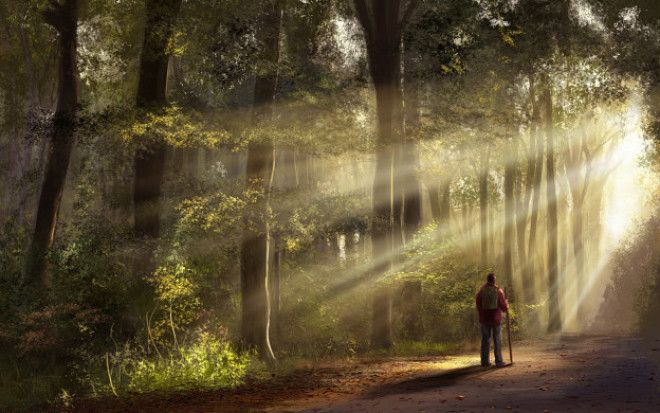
[
  {"xmin": 295, "ymin": 335, "xmax": 660, "ymax": 413},
  {"xmin": 73, "ymin": 336, "xmax": 659, "ymax": 413}
]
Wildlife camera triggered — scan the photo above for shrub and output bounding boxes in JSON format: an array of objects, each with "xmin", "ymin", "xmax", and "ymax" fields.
[{"xmin": 121, "ymin": 333, "xmax": 250, "ymax": 393}]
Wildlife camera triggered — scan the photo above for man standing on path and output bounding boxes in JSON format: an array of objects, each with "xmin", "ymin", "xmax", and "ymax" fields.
[{"xmin": 476, "ymin": 272, "xmax": 509, "ymax": 367}]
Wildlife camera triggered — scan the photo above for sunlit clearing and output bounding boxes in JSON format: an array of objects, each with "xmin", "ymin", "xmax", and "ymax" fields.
[{"xmin": 602, "ymin": 100, "xmax": 653, "ymax": 246}]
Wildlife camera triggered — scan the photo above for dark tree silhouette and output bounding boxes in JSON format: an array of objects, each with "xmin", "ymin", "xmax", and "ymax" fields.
[{"xmin": 24, "ymin": 0, "xmax": 79, "ymax": 289}]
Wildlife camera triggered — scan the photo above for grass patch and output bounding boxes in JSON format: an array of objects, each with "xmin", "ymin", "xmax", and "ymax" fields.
[
  {"xmin": 114, "ymin": 333, "xmax": 251, "ymax": 394},
  {"xmin": 362, "ymin": 340, "xmax": 463, "ymax": 359}
]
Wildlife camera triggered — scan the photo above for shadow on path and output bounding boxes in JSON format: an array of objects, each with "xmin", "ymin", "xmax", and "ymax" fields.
[{"xmin": 364, "ymin": 365, "xmax": 494, "ymax": 397}]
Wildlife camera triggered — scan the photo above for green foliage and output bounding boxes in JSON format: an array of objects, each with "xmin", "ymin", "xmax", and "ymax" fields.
[
  {"xmin": 147, "ymin": 263, "xmax": 202, "ymax": 341},
  {"xmin": 595, "ymin": 212, "xmax": 660, "ymax": 336},
  {"xmin": 273, "ymin": 188, "xmax": 370, "ymax": 255},
  {"xmin": 0, "ymin": 216, "xmax": 138, "ymax": 410},
  {"xmin": 178, "ymin": 192, "xmax": 247, "ymax": 237},
  {"xmin": 390, "ymin": 225, "xmax": 483, "ymax": 342},
  {"xmin": 121, "ymin": 333, "xmax": 250, "ymax": 393},
  {"xmin": 279, "ymin": 272, "xmax": 371, "ymax": 358},
  {"xmin": 121, "ymin": 105, "xmax": 233, "ymax": 149},
  {"xmin": 0, "ymin": 219, "xmax": 26, "ymax": 327}
]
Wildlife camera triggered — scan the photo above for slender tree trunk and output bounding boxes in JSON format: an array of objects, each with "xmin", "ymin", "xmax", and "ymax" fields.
[
  {"xmin": 527, "ymin": 125, "xmax": 544, "ymax": 304},
  {"xmin": 400, "ymin": 280, "xmax": 423, "ymax": 340},
  {"xmin": 269, "ymin": 237, "xmax": 282, "ymax": 344},
  {"xmin": 559, "ymin": 192, "xmax": 568, "ymax": 322},
  {"xmin": 439, "ymin": 179, "xmax": 451, "ymax": 224},
  {"xmin": 503, "ymin": 143, "xmax": 515, "ymax": 296},
  {"xmin": 225, "ymin": 148, "xmax": 242, "ymax": 178},
  {"xmin": 522, "ymin": 75, "xmax": 544, "ymax": 305},
  {"xmin": 543, "ymin": 82, "xmax": 561, "ymax": 333},
  {"xmin": 565, "ymin": 133, "xmax": 589, "ymax": 325},
  {"xmin": 24, "ymin": 0, "xmax": 78, "ymax": 288},
  {"xmin": 428, "ymin": 185, "xmax": 441, "ymax": 221},
  {"xmin": 461, "ymin": 199, "xmax": 470, "ymax": 236},
  {"xmin": 527, "ymin": 131, "xmax": 543, "ymax": 257},
  {"xmin": 133, "ymin": 0, "xmax": 182, "ymax": 238},
  {"xmin": 10, "ymin": 21, "xmax": 42, "ymax": 223},
  {"xmin": 18, "ymin": 23, "xmax": 40, "ymax": 105},
  {"xmin": 489, "ymin": 194, "xmax": 495, "ymax": 260},
  {"xmin": 240, "ymin": 0, "xmax": 282, "ymax": 362},
  {"xmin": 269, "ymin": 145, "xmax": 295, "ymax": 344},
  {"xmin": 479, "ymin": 159, "xmax": 489, "ymax": 268},
  {"xmin": 278, "ymin": 146, "xmax": 298, "ymax": 190},
  {"xmin": 514, "ymin": 139, "xmax": 527, "ymax": 298},
  {"xmin": 297, "ymin": 152, "xmax": 309, "ymax": 190}
]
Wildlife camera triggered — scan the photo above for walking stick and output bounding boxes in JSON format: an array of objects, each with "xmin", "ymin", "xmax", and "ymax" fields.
[{"xmin": 505, "ymin": 287, "xmax": 513, "ymax": 365}]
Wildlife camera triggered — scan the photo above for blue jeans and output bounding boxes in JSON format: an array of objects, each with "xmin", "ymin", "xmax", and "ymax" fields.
[{"xmin": 481, "ymin": 324, "xmax": 504, "ymax": 366}]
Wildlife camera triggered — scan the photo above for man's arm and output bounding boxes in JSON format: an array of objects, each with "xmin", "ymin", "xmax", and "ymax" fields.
[{"xmin": 498, "ymin": 288, "xmax": 509, "ymax": 312}]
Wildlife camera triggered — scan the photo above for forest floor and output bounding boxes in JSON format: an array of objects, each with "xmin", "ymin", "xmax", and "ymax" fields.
[{"xmin": 71, "ymin": 335, "xmax": 660, "ymax": 413}]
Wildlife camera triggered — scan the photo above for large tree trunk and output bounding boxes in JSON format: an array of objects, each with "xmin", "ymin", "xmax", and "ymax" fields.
[
  {"xmin": 401, "ymin": 146, "xmax": 421, "ymax": 235},
  {"xmin": 240, "ymin": 0, "xmax": 282, "ymax": 362},
  {"xmin": 542, "ymin": 82, "xmax": 561, "ymax": 333},
  {"xmin": 371, "ymin": 149, "xmax": 395, "ymax": 348},
  {"xmin": 402, "ymin": 44, "xmax": 421, "ymax": 239},
  {"xmin": 24, "ymin": 0, "xmax": 78, "ymax": 288},
  {"xmin": 354, "ymin": 0, "xmax": 417, "ymax": 349},
  {"xmin": 133, "ymin": 0, "xmax": 182, "ymax": 238}
]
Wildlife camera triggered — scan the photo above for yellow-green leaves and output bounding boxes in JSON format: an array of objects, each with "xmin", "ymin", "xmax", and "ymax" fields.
[
  {"xmin": 177, "ymin": 193, "xmax": 247, "ymax": 236},
  {"xmin": 499, "ymin": 27, "xmax": 523, "ymax": 47},
  {"xmin": 125, "ymin": 332, "xmax": 250, "ymax": 393},
  {"xmin": 121, "ymin": 105, "xmax": 231, "ymax": 149},
  {"xmin": 150, "ymin": 263, "xmax": 196, "ymax": 304},
  {"xmin": 166, "ymin": 30, "xmax": 187, "ymax": 56}
]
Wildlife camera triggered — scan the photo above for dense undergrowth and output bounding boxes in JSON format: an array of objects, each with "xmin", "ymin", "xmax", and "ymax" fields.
[
  {"xmin": 1, "ymin": 204, "xmax": 650, "ymax": 412},
  {"xmin": 595, "ymin": 211, "xmax": 660, "ymax": 338},
  {"xmin": 0, "ymin": 204, "xmax": 498, "ymax": 411}
]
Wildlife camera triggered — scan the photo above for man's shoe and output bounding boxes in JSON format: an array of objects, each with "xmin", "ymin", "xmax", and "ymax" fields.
[{"xmin": 495, "ymin": 363, "xmax": 506, "ymax": 368}]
